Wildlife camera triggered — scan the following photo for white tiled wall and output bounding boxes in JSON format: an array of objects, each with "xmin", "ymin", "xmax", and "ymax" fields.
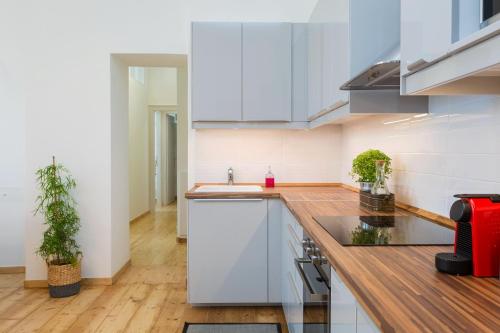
[
  {"xmin": 341, "ymin": 95, "xmax": 500, "ymax": 217},
  {"xmin": 195, "ymin": 125, "xmax": 342, "ymax": 183}
]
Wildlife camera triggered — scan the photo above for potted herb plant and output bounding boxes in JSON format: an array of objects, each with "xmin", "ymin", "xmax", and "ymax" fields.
[
  {"xmin": 35, "ymin": 157, "xmax": 82, "ymax": 298},
  {"xmin": 350, "ymin": 149, "xmax": 392, "ymax": 192}
]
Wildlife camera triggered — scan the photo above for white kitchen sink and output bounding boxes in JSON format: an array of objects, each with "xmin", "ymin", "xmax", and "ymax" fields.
[{"xmin": 194, "ymin": 185, "xmax": 263, "ymax": 193}]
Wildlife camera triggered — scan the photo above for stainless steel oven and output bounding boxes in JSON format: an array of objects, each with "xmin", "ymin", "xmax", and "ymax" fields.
[
  {"xmin": 481, "ymin": 0, "xmax": 500, "ymax": 27},
  {"xmin": 295, "ymin": 233, "xmax": 331, "ymax": 333}
]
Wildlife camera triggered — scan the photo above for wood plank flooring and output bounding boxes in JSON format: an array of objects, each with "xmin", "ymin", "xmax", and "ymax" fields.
[{"xmin": 0, "ymin": 203, "xmax": 287, "ymax": 332}]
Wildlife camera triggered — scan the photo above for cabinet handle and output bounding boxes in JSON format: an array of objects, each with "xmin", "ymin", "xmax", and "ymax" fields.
[
  {"xmin": 406, "ymin": 58, "xmax": 429, "ymax": 72},
  {"xmin": 287, "ymin": 272, "xmax": 302, "ymax": 303},
  {"xmin": 294, "ymin": 258, "xmax": 329, "ymax": 302},
  {"xmin": 307, "ymin": 99, "xmax": 348, "ymax": 121},
  {"xmin": 287, "ymin": 224, "xmax": 301, "ymax": 246},
  {"xmin": 193, "ymin": 198, "xmax": 263, "ymax": 202}
]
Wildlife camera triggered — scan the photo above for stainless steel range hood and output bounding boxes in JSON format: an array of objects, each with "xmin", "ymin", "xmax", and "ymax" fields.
[{"xmin": 341, "ymin": 45, "xmax": 400, "ymax": 90}]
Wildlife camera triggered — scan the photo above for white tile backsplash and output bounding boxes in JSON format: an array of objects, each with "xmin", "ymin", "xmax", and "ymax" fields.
[
  {"xmin": 341, "ymin": 95, "xmax": 500, "ymax": 217},
  {"xmin": 194, "ymin": 96, "xmax": 500, "ymax": 217},
  {"xmin": 194, "ymin": 126, "xmax": 342, "ymax": 184}
]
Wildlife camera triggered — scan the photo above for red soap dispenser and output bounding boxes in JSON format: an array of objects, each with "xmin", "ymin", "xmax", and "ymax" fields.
[{"xmin": 265, "ymin": 166, "xmax": 275, "ymax": 188}]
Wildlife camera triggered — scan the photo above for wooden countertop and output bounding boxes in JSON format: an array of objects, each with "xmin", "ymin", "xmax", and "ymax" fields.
[{"xmin": 186, "ymin": 185, "xmax": 500, "ymax": 332}]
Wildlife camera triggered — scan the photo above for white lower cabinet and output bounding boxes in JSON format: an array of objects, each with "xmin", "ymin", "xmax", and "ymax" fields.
[
  {"xmin": 356, "ymin": 303, "xmax": 380, "ymax": 333},
  {"xmin": 330, "ymin": 267, "xmax": 380, "ymax": 333},
  {"xmin": 188, "ymin": 199, "xmax": 268, "ymax": 304},
  {"xmin": 331, "ymin": 267, "xmax": 356, "ymax": 333},
  {"xmin": 268, "ymin": 199, "xmax": 282, "ymax": 303}
]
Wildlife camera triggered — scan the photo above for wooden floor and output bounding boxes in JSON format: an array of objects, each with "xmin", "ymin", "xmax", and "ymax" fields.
[{"xmin": 0, "ymin": 203, "xmax": 287, "ymax": 332}]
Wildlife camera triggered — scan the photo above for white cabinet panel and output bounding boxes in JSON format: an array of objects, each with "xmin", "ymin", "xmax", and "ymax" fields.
[
  {"xmin": 307, "ymin": 23, "xmax": 323, "ymax": 119},
  {"xmin": 330, "ymin": 267, "xmax": 356, "ymax": 333},
  {"xmin": 401, "ymin": 0, "xmax": 453, "ymax": 75},
  {"xmin": 268, "ymin": 199, "xmax": 282, "ymax": 303},
  {"xmin": 322, "ymin": 21, "xmax": 349, "ymax": 110},
  {"xmin": 192, "ymin": 22, "xmax": 242, "ymax": 121},
  {"xmin": 349, "ymin": 0, "xmax": 400, "ymax": 77},
  {"xmin": 242, "ymin": 23, "xmax": 292, "ymax": 121},
  {"xmin": 292, "ymin": 23, "xmax": 309, "ymax": 122},
  {"xmin": 188, "ymin": 199, "xmax": 268, "ymax": 303}
]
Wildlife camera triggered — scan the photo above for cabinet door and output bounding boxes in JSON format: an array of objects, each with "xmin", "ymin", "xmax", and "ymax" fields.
[
  {"xmin": 243, "ymin": 23, "xmax": 292, "ymax": 121},
  {"xmin": 400, "ymin": 0, "xmax": 453, "ymax": 75},
  {"xmin": 322, "ymin": 0, "xmax": 350, "ymax": 110},
  {"xmin": 281, "ymin": 206, "xmax": 292, "ymax": 325},
  {"xmin": 307, "ymin": 23, "xmax": 323, "ymax": 119},
  {"xmin": 282, "ymin": 206, "xmax": 303, "ymax": 333},
  {"xmin": 291, "ymin": 23, "xmax": 308, "ymax": 122},
  {"xmin": 268, "ymin": 199, "xmax": 282, "ymax": 303},
  {"xmin": 191, "ymin": 22, "xmax": 242, "ymax": 121},
  {"xmin": 188, "ymin": 199, "xmax": 268, "ymax": 303}
]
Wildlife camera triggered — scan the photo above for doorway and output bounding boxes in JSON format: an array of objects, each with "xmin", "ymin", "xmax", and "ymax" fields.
[
  {"xmin": 109, "ymin": 54, "xmax": 188, "ymax": 276},
  {"xmin": 128, "ymin": 66, "xmax": 179, "ymax": 218}
]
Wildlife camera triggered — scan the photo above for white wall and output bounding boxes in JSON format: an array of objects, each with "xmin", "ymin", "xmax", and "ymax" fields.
[
  {"xmin": 194, "ymin": 126, "xmax": 342, "ymax": 183},
  {"xmin": 0, "ymin": 0, "xmax": 320, "ymax": 279},
  {"xmin": 341, "ymin": 95, "xmax": 500, "ymax": 217},
  {"xmin": 147, "ymin": 67, "xmax": 177, "ymax": 106},
  {"xmin": 0, "ymin": 62, "xmax": 25, "ymax": 267},
  {"xmin": 129, "ymin": 68, "xmax": 150, "ymax": 221}
]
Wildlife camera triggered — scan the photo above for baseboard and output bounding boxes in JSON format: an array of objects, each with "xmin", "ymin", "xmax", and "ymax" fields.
[
  {"xmin": 176, "ymin": 237, "xmax": 187, "ymax": 244},
  {"xmin": 112, "ymin": 259, "xmax": 131, "ymax": 284},
  {"xmin": 341, "ymin": 183, "xmax": 454, "ymax": 229},
  {"xmin": 130, "ymin": 210, "xmax": 150, "ymax": 224},
  {"xmin": 0, "ymin": 266, "xmax": 25, "ymax": 274},
  {"xmin": 24, "ymin": 280, "xmax": 48, "ymax": 288},
  {"xmin": 24, "ymin": 259, "xmax": 132, "ymax": 288}
]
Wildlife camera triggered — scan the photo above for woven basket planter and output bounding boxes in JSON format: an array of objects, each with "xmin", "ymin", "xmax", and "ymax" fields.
[{"xmin": 47, "ymin": 261, "xmax": 81, "ymax": 298}]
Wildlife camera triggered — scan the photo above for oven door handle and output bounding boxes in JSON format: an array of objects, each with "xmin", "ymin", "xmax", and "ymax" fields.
[{"xmin": 294, "ymin": 258, "xmax": 329, "ymax": 302}]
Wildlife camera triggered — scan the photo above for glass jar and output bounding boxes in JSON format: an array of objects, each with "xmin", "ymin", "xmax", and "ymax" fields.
[{"xmin": 371, "ymin": 160, "xmax": 390, "ymax": 195}]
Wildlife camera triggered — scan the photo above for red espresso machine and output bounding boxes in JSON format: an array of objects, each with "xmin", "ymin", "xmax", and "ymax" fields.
[{"xmin": 436, "ymin": 194, "xmax": 500, "ymax": 277}]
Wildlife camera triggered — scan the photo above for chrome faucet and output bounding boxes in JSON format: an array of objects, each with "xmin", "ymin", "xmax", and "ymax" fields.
[{"xmin": 227, "ymin": 167, "xmax": 234, "ymax": 185}]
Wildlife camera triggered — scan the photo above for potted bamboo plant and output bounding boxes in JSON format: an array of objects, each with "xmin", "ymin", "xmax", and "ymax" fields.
[
  {"xmin": 35, "ymin": 157, "xmax": 82, "ymax": 298},
  {"xmin": 350, "ymin": 149, "xmax": 392, "ymax": 192}
]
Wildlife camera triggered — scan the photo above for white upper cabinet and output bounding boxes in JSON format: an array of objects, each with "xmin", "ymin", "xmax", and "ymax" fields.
[
  {"xmin": 242, "ymin": 23, "xmax": 292, "ymax": 121},
  {"xmin": 307, "ymin": 23, "xmax": 323, "ymax": 120},
  {"xmin": 291, "ymin": 23, "xmax": 309, "ymax": 122},
  {"xmin": 308, "ymin": 0, "xmax": 427, "ymax": 127},
  {"xmin": 307, "ymin": 0, "xmax": 351, "ymax": 120},
  {"xmin": 400, "ymin": 0, "xmax": 453, "ymax": 77},
  {"xmin": 321, "ymin": 0, "xmax": 350, "ymax": 113},
  {"xmin": 401, "ymin": 1, "xmax": 500, "ymax": 95},
  {"xmin": 191, "ymin": 22, "xmax": 242, "ymax": 121}
]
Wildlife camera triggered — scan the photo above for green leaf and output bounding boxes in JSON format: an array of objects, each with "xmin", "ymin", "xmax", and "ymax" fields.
[{"xmin": 350, "ymin": 149, "xmax": 392, "ymax": 183}]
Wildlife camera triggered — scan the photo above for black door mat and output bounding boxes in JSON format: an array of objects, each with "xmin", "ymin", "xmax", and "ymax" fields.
[{"xmin": 183, "ymin": 323, "xmax": 282, "ymax": 333}]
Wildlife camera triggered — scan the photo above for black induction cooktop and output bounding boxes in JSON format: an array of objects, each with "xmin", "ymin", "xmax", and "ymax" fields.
[{"xmin": 313, "ymin": 215, "xmax": 455, "ymax": 246}]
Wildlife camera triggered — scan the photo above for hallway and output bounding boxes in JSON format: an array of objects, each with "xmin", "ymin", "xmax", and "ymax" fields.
[{"xmin": 0, "ymin": 203, "xmax": 287, "ymax": 332}]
